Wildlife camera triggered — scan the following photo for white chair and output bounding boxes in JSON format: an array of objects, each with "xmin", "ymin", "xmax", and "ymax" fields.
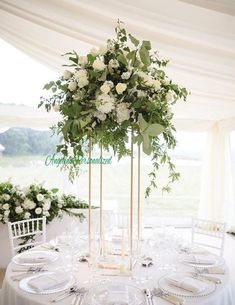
[
  {"xmin": 191, "ymin": 218, "xmax": 226, "ymax": 256},
  {"xmin": 8, "ymin": 217, "xmax": 46, "ymax": 257}
]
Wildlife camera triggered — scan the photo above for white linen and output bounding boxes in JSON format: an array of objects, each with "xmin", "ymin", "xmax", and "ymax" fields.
[
  {"xmin": 17, "ymin": 253, "xmax": 49, "ymax": 264},
  {"xmin": 166, "ymin": 274, "xmax": 208, "ymax": 293},
  {"xmin": 28, "ymin": 272, "xmax": 70, "ymax": 292}
]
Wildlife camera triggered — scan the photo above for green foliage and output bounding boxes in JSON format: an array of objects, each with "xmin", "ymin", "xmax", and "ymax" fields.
[{"xmin": 39, "ymin": 22, "xmax": 189, "ymax": 196}]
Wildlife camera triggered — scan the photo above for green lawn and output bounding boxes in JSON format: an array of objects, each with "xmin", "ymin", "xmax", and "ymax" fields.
[{"xmin": 0, "ymin": 155, "xmax": 201, "ymax": 217}]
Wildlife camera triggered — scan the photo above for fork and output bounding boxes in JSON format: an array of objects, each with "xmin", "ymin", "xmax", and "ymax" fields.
[{"xmin": 50, "ymin": 286, "xmax": 81, "ymax": 303}]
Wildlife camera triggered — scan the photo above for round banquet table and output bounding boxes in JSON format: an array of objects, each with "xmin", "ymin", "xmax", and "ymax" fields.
[{"xmin": 1, "ymin": 242, "xmax": 235, "ymax": 305}]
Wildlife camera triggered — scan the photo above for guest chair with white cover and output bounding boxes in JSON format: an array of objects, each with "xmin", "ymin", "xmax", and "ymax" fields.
[
  {"xmin": 8, "ymin": 217, "xmax": 46, "ymax": 257},
  {"xmin": 191, "ymin": 218, "xmax": 226, "ymax": 256}
]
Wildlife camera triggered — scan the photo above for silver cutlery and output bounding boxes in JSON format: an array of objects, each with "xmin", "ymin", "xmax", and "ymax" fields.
[
  {"xmin": 10, "ymin": 268, "xmax": 47, "ymax": 281},
  {"xmin": 191, "ymin": 272, "xmax": 221, "ymax": 284},
  {"xmin": 50, "ymin": 286, "xmax": 85, "ymax": 303},
  {"xmin": 143, "ymin": 288, "xmax": 154, "ymax": 305},
  {"xmin": 152, "ymin": 288, "xmax": 185, "ymax": 305},
  {"xmin": 77, "ymin": 288, "xmax": 86, "ymax": 305}
]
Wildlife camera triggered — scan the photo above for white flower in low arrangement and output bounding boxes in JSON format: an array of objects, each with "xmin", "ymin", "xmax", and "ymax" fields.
[
  {"xmin": 166, "ymin": 90, "xmax": 175, "ymax": 102},
  {"xmin": 116, "ymin": 83, "xmax": 127, "ymax": 94},
  {"xmin": 43, "ymin": 198, "xmax": 51, "ymax": 211},
  {"xmin": 68, "ymin": 81, "xmax": 77, "ymax": 91},
  {"xmin": 36, "ymin": 194, "xmax": 44, "ymax": 202},
  {"xmin": 35, "ymin": 207, "xmax": 42, "ymax": 215},
  {"xmin": 92, "ymin": 59, "xmax": 106, "ymax": 71},
  {"xmin": 24, "ymin": 212, "xmax": 31, "ymax": 219},
  {"xmin": 100, "ymin": 83, "xmax": 111, "ymax": 94},
  {"xmin": 78, "ymin": 56, "xmax": 88, "ymax": 66},
  {"xmin": 137, "ymin": 90, "xmax": 146, "ymax": 98},
  {"xmin": 43, "ymin": 211, "xmax": 50, "ymax": 217},
  {"xmin": 116, "ymin": 103, "xmax": 131, "ymax": 123},
  {"xmin": 3, "ymin": 194, "xmax": 10, "ymax": 201},
  {"xmin": 63, "ymin": 70, "xmax": 72, "ymax": 80},
  {"xmin": 96, "ymin": 94, "xmax": 115, "ymax": 114},
  {"xmin": 153, "ymin": 79, "xmax": 161, "ymax": 90},
  {"xmin": 99, "ymin": 45, "xmax": 108, "ymax": 55},
  {"xmin": 108, "ymin": 59, "xmax": 119, "ymax": 69},
  {"xmin": 2, "ymin": 203, "xmax": 9, "ymax": 210},
  {"xmin": 94, "ymin": 111, "xmax": 107, "ymax": 121},
  {"xmin": 15, "ymin": 206, "xmax": 23, "ymax": 214},
  {"xmin": 23, "ymin": 199, "xmax": 36, "ymax": 210},
  {"xmin": 4, "ymin": 210, "xmax": 10, "ymax": 216},
  {"xmin": 121, "ymin": 71, "xmax": 131, "ymax": 80}
]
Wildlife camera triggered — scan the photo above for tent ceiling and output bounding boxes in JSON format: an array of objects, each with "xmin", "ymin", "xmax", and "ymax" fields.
[{"xmin": 0, "ymin": 0, "xmax": 235, "ymax": 129}]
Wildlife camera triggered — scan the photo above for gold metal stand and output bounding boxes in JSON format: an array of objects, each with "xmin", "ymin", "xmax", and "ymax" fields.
[
  {"xmin": 88, "ymin": 138, "xmax": 92, "ymax": 255},
  {"xmin": 99, "ymin": 144, "xmax": 103, "ymax": 254},
  {"xmin": 130, "ymin": 129, "xmax": 134, "ymax": 269},
  {"xmin": 137, "ymin": 144, "xmax": 141, "ymax": 240}
]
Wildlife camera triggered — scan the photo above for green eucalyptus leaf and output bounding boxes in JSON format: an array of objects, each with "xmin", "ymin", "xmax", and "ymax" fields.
[
  {"xmin": 128, "ymin": 34, "xmax": 139, "ymax": 46},
  {"xmin": 117, "ymin": 54, "xmax": 128, "ymax": 66},
  {"xmin": 139, "ymin": 46, "xmax": 151, "ymax": 66},
  {"xmin": 142, "ymin": 40, "xmax": 151, "ymax": 50}
]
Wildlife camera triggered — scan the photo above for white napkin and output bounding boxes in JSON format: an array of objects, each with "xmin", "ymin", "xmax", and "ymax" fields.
[
  {"xmin": 18, "ymin": 252, "xmax": 49, "ymax": 264},
  {"xmin": 28, "ymin": 272, "xmax": 70, "ymax": 291},
  {"xmin": 183, "ymin": 254, "xmax": 216, "ymax": 265},
  {"xmin": 167, "ymin": 274, "xmax": 208, "ymax": 294}
]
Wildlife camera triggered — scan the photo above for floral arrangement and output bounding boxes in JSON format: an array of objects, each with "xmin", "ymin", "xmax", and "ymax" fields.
[
  {"xmin": 40, "ymin": 22, "xmax": 188, "ymax": 196},
  {"xmin": 0, "ymin": 181, "xmax": 88, "ymax": 225}
]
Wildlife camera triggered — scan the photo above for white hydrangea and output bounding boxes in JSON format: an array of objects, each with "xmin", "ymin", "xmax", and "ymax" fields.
[
  {"xmin": 121, "ymin": 72, "xmax": 131, "ymax": 80},
  {"xmin": 2, "ymin": 203, "xmax": 9, "ymax": 210},
  {"xmin": 43, "ymin": 198, "xmax": 51, "ymax": 211},
  {"xmin": 92, "ymin": 59, "xmax": 106, "ymax": 71},
  {"xmin": 100, "ymin": 82, "xmax": 111, "ymax": 94},
  {"xmin": 68, "ymin": 81, "xmax": 77, "ymax": 91},
  {"xmin": 3, "ymin": 194, "xmax": 10, "ymax": 201},
  {"xmin": 94, "ymin": 111, "xmax": 107, "ymax": 121},
  {"xmin": 35, "ymin": 207, "xmax": 42, "ymax": 215},
  {"xmin": 116, "ymin": 103, "xmax": 131, "ymax": 123},
  {"xmin": 63, "ymin": 70, "xmax": 72, "ymax": 80},
  {"xmin": 36, "ymin": 194, "xmax": 44, "ymax": 202},
  {"xmin": 96, "ymin": 94, "xmax": 115, "ymax": 114},
  {"xmin": 166, "ymin": 91, "xmax": 175, "ymax": 103},
  {"xmin": 116, "ymin": 83, "xmax": 127, "ymax": 95},
  {"xmin": 109, "ymin": 59, "xmax": 119, "ymax": 69},
  {"xmin": 15, "ymin": 206, "xmax": 23, "ymax": 214},
  {"xmin": 78, "ymin": 56, "xmax": 88, "ymax": 66},
  {"xmin": 24, "ymin": 212, "xmax": 31, "ymax": 219}
]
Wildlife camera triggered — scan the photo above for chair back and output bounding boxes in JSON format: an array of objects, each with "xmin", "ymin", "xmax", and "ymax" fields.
[
  {"xmin": 8, "ymin": 217, "xmax": 46, "ymax": 257},
  {"xmin": 191, "ymin": 218, "xmax": 226, "ymax": 256}
]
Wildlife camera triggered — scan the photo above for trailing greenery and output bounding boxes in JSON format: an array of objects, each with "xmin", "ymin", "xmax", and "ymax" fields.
[{"xmin": 39, "ymin": 21, "xmax": 189, "ymax": 196}]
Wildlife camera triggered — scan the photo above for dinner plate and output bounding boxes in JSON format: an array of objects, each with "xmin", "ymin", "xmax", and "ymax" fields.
[
  {"xmin": 19, "ymin": 271, "xmax": 74, "ymax": 295},
  {"xmin": 181, "ymin": 254, "xmax": 225, "ymax": 268},
  {"xmin": 82, "ymin": 282, "xmax": 146, "ymax": 305},
  {"xmin": 158, "ymin": 272, "xmax": 216, "ymax": 298},
  {"xmin": 12, "ymin": 250, "xmax": 59, "ymax": 266}
]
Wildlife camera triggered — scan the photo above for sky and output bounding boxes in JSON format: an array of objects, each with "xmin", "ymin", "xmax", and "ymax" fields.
[{"xmin": 0, "ymin": 39, "xmax": 57, "ymax": 106}]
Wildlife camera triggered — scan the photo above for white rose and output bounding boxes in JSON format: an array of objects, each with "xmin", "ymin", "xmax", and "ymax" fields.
[
  {"xmin": 78, "ymin": 76, "xmax": 89, "ymax": 88},
  {"xmin": 78, "ymin": 56, "xmax": 88, "ymax": 66},
  {"xmin": 74, "ymin": 70, "xmax": 87, "ymax": 80},
  {"xmin": 53, "ymin": 104, "xmax": 60, "ymax": 112},
  {"xmin": 43, "ymin": 199, "xmax": 51, "ymax": 211},
  {"xmin": 36, "ymin": 194, "xmax": 44, "ymax": 202},
  {"xmin": 166, "ymin": 91, "xmax": 175, "ymax": 103},
  {"xmin": 43, "ymin": 211, "xmax": 50, "ymax": 217},
  {"xmin": 2, "ymin": 203, "xmax": 9, "ymax": 210},
  {"xmin": 90, "ymin": 47, "xmax": 99, "ymax": 56},
  {"xmin": 15, "ymin": 206, "xmax": 23, "ymax": 214},
  {"xmin": 94, "ymin": 111, "xmax": 107, "ymax": 121},
  {"xmin": 3, "ymin": 194, "xmax": 10, "ymax": 201},
  {"xmin": 109, "ymin": 59, "xmax": 119, "ymax": 69},
  {"xmin": 153, "ymin": 79, "xmax": 161, "ymax": 90},
  {"xmin": 4, "ymin": 210, "xmax": 10, "ymax": 216},
  {"xmin": 116, "ymin": 103, "xmax": 131, "ymax": 123},
  {"xmin": 24, "ymin": 212, "xmax": 31, "ymax": 219},
  {"xmin": 116, "ymin": 83, "xmax": 127, "ymax": 94},
  {"xmin": 99, "ymin": 45, "xmax": 108, "ymax": 55},
  {"xmin": 143, "ymin": 75, "xmax": 154, "ymax": 87},
  {"xmin": 68, "ymin": 81, "xmax": 77, "ymax": 91},
  {"xmin": 100, "ymin": 83, "xmax": 110, "ymax": 94},
  {"xmin": 121, "ymin": 72, "xmax": 131, "ymax": 80},
  {"xmin": 35, "ymin": 207, "xmax": 42, "ymax": 215},
  {"xmin": 63, "ymin": 70, "xmax": 72, "ymax": 80},
  {"xmin": 97, "ymin": 94, "xmax": 115, "ymax": 114},
  {"xmin": 92, "ymin": 59, "xmax": 106, "ymax": 71}
]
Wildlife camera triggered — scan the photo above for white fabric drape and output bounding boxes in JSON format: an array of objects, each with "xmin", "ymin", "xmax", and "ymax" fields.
[{"xmin": 199, "ymin": 121, "xmax": 235, "ymax": 226}]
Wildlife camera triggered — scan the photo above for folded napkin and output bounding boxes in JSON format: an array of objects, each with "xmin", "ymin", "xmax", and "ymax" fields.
[
  {"xmin": 18, "ymin": 253, "xmax": 49, "ymax": 264},
  {"xmin": 28, "ymin": 272, "xmax": 70, "ymax": 292},
  {"xmin": 183, "ymin": 254, "xmax": 216, "ymax": 265},
  {"xmin": 167, "ymin": 274, "xmax": 208, "ymax": 294},
  {"xmin": 197, "ymin": 266, "xmax": 226, "ymax": 275}
]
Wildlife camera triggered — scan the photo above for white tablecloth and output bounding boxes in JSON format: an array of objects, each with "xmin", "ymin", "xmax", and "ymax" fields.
[{"xmin": 1, "ymin": 244, "xmax": 235, "ymax": 305}]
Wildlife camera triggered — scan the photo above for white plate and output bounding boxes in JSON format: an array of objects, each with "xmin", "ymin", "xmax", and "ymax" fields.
[
  {"xmin": 19, "ymin": 272, "xmax": 74, "ymax": 295},
  {"xmin": 12, "ymin": 250, "xmax": 59, "ymax": 266},
  {"xmin": 181, "ymin": 254, "xmax": 225, "ymax": 268},
  {"xmin": 158, "ymin": 272, "xmax": 216, "ymax": 298}
]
